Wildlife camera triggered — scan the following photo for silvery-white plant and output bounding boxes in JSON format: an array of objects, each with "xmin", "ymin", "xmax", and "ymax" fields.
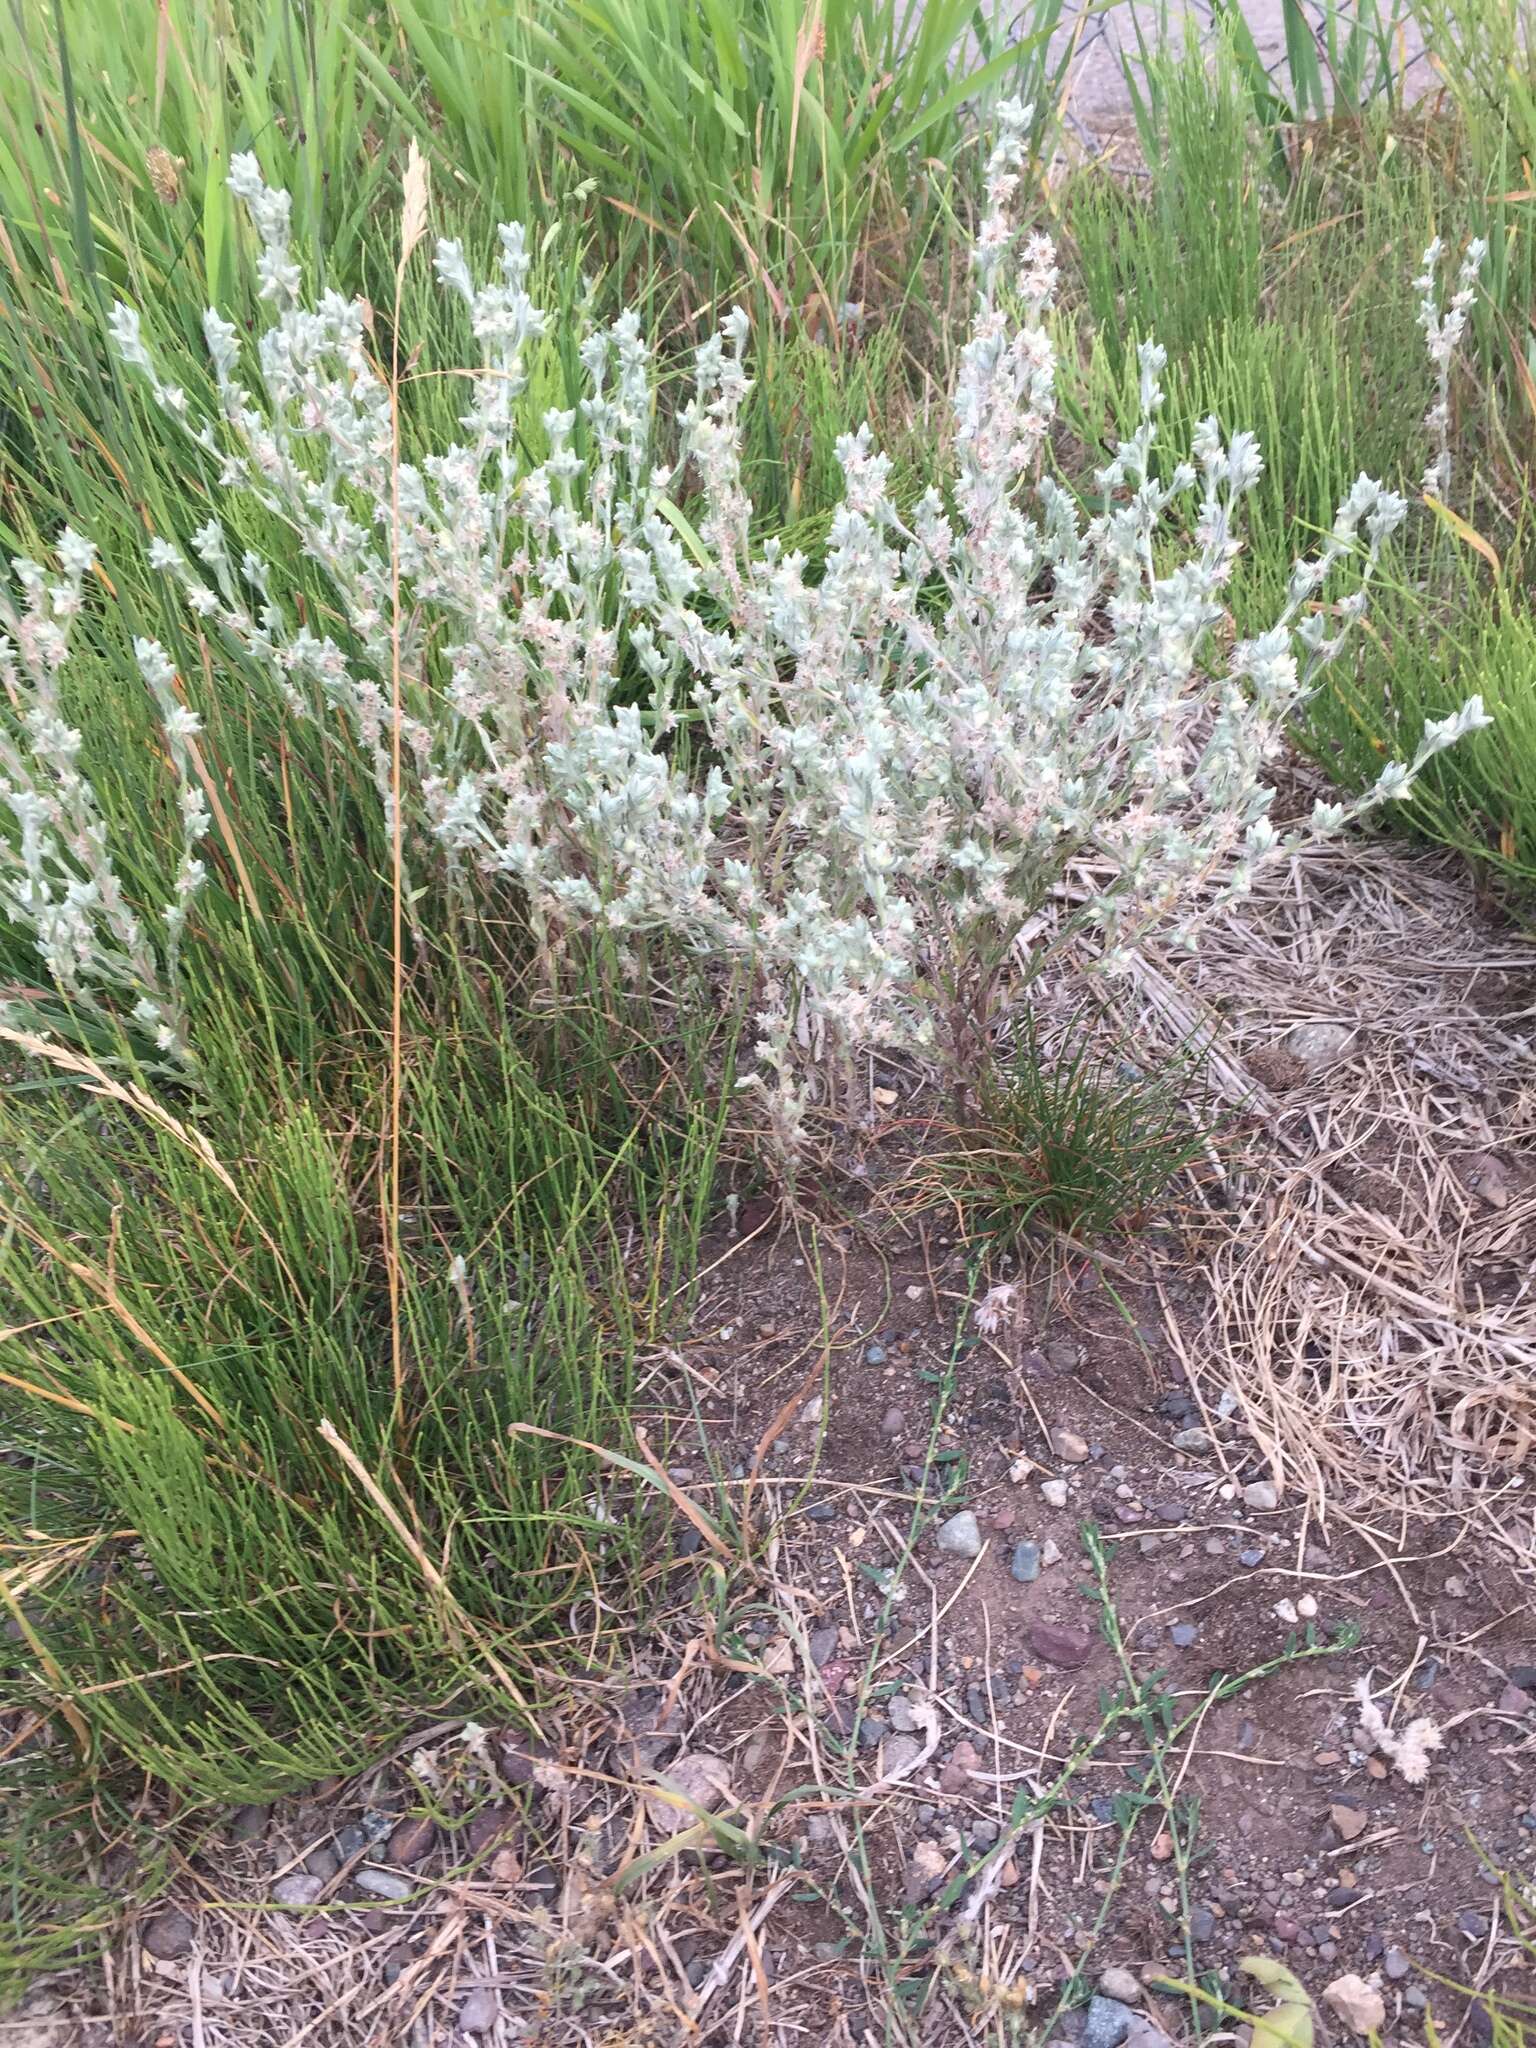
[
  {"xmin": 0, "ymin": 535, "xmax": 206, "ymax": 1060},
  {"xmin": 1415, "ymin": 234, "xmax": 1488, "ymax": 503},
  {"xmin": 83, "ymin": 106, "xmax": 1492, "ymax": 1126}
]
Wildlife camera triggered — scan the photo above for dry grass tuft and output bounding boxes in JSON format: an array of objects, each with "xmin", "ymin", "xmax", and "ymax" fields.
[{"xmin": 1133, "ymin": 837, "xmax": 1536, "ymax": 1571}]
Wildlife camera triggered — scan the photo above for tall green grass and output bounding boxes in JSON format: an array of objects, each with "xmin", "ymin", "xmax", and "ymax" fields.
[{"xmin": 1061, "ymin": 36, "xmax": 1536, "ymax": 897}]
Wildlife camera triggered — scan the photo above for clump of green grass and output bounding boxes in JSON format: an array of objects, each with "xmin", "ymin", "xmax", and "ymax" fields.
[
  {"xmin": 1060, "ymin": 37, "xmax": 1536, "ymax": 901},
  {"xmin": 903, "ymin": 1013, "xmax": 1214, "ymax": 1250}
]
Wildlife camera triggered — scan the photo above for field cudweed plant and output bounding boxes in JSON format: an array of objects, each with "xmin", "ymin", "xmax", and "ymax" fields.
[{"xmin": 5, "ymin": 104, "xmax": 1491, "ymax": 1144}]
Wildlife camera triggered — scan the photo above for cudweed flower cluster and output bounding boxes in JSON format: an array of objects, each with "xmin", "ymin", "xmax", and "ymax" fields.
[
  {"xmin": 0, "ymin": 538, "xmax": 205, "ymax": 1057},
  {"xmin": 1415, "ymin": 234, "xmax": 1488, "ymax": 502},
  {"xmin": 93, "ymin": 112, "xmax": 1487, "ymax": 1136}
]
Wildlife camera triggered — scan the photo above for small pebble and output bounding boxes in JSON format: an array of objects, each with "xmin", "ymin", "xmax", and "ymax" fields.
[
  {"xmin": 1041, "ymin": 1479, "xmax": 1069, "ymax": 1509},
  {"xmin": 355, "ymin": 1866, "xmax": 415, "ymax": 1901},
  {"xmin": 1082, "ymin": 1995, "xmax": 1136, "ymax": 2048},
  {"xmin": 229, "ymin": 1804, "xmax": 270, "ymax": 1843},
  {"xmin": 880, "ymin": 1407, "xmax": 905, "ymax": 1437},
  {"xmin": 1239, "ymin": 1547, "xmax": 1264, "ymax": 1567},
  {"xmin": 458, "ymin": 1988, "xmax": 500, "ymax": 2034},
  {"xmin": 388, "ymin": 1815, "xmax": 436, "ymax": 1867},
  {"xmin": 1170, "ymin": 1623, "xmax": 1198, "ymax": 1648},
  {"xmin": 1010, "ymin": 1540, "xmax": 1042, "ymax": 1584},
  {"xmin": 1171, "ymin": 1428, "xmax": 1210, "ymax": 1452},
  {"xmin": 1053, "ymin": 1428, "xmax": 1090, "ymax": 1464},
  {"xmin": 1098, "ymin": 1968, "xmax": 1143, "ymax": 2005},
  {"xmin": 936, "ymin": 1510, "xmax": 983, "ymax": 1558},
  {"xmin": 866, "ymin": 1342, "xmax": 888, "ymax": 1366},
  {"xmin": 271, "ymin": 1873, "xmax": 324, "ymax": 1908},
  {"xmin": 1243, "ymin": 1480, "xmax": 1279, "ymax": 1511},
  {"xmin": 141, "ymin": 1906, "xmax": 196, "ymax": 1959}
]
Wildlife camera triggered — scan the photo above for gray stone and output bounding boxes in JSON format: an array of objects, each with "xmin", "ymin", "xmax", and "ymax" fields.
[
  {"xmin": 1385, "ymin": 1947, "xmax": 1411, "ymax": 1981},
  {"xmin": 1169, "ymin": 1623, "xmax": 1198, "ymax": 1648},
  {"xmin": 887, "ymin": 1695, "xmax": 919, "ymax": 1734},
  {"xmin": 355, "ymin": 1865, "xmax": 415, "ymax": 1901},
  {"xmin": 142, "ymin": 1905, "xmax": 196, "ymax": 1960},
  {"xmin": 271, "ymin": 1873, "xmax": 324, "ymax": 1908},
  {"xmin": 458, "ymin": 1988, "xmax": 500, "ymax": 2034},
  {"xmin": 1171, "ymin": 1428, "xmax": 1209, "ymax": 1452},
  {"xmin": 1053, "ymin": 1428, "xmax": 1090, "ymax": 1463},
  {"xmin": 1083, "ymin": 1996, "xmax": 1136, "ymax": 2048},
  {"xmin": 1041, "ymin": 1478, "xmax": 1070, "ymax": 1508},
  {"xmin": 809, "ymin": 1625, "xmax": 840, "ymax": 1666},
  {"xmin": 1243, "ymin": 1480, "xmax": 1279, "ymax": 1511},
  {"xmin": 1046, "ymin": 1338, "xmax": 1083, "ymax": 1371},
  {"xmin": 880, "ymin": 1406, "xmax": 905, "ymax": 1437},
  {"xmin": 302, "ymin": 1844, "xmax": 340, "ymax": 1881},
  {"xmin": 1098, "ymin": 1968, "xmax": 1144, "ymax": 2005},
  {"xmin": 880, "ymin": 1732, "xmax": 924, "ymax": 1777},
  {"xmin": 865, "ymin": 1342, "xmax": 888, "ymax": 1366},
  {"xmin": 936, "ymin": 1510, "xmax": 983, "ymax": 1558},
  {"xmin": 229, "ymin": 1803, "xmax": 270, "ymax": 1843},
  {"xmin": 1189, "ymin": 1906, "xmax": 1216, "ymax": 1941},
  {"xmin": 1010, "ymin": 1540, "xmax": 1043, "ymax": 1583}
]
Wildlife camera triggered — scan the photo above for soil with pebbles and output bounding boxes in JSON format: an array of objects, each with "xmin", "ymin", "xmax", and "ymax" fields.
[
  {"xmin": 18, "ymin": 1201, "xmax": 1535, "ymax": 2047},
  {"xmin": 655, "ymin": 1202, "xmax": 1536, "ymax": 2038}
]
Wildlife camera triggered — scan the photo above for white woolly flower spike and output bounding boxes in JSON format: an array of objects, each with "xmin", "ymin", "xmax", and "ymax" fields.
[{"xmin": 1353, "ymin": 1675, "xmax": 1444, "ymax": 1785}]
